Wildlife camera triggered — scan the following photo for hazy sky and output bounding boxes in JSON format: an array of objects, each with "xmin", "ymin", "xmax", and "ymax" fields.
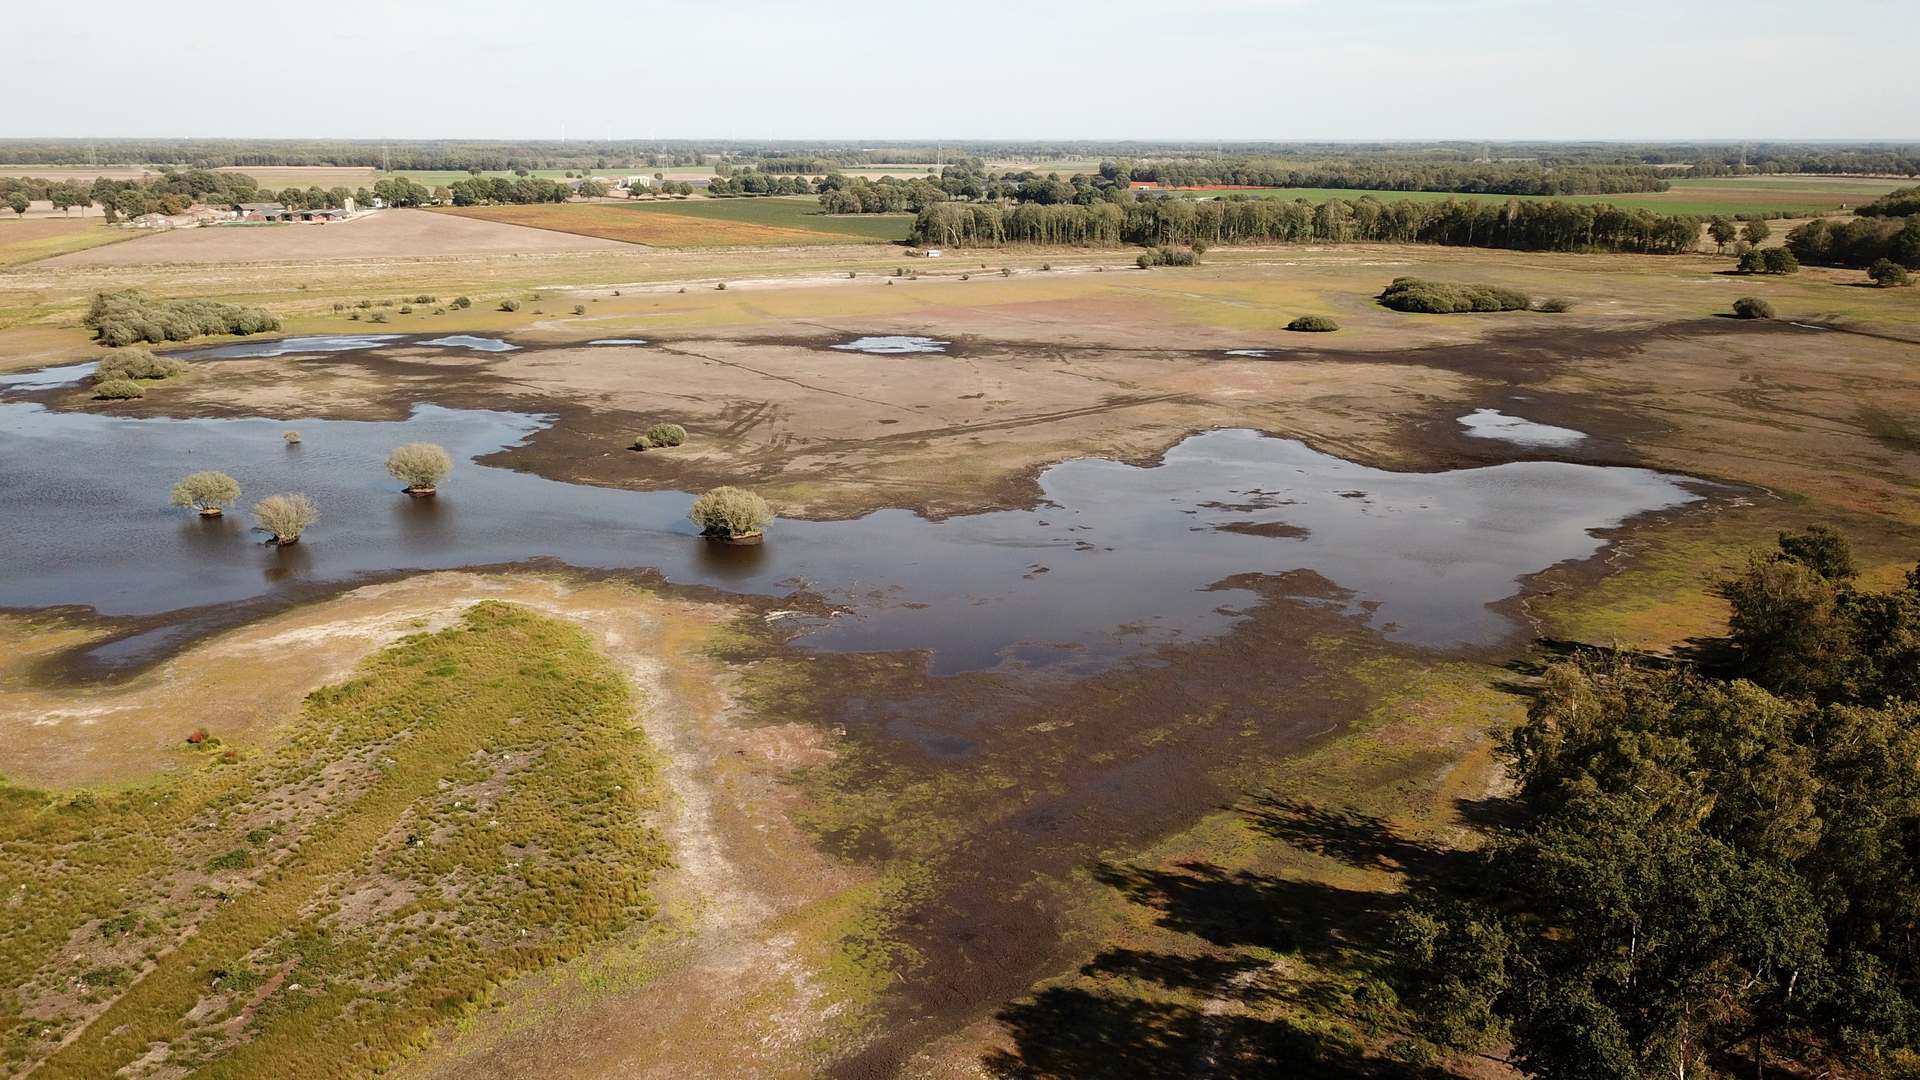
[{"xmin": 3, "ymin": 0, "xmax": 1915, "ymax": 141}]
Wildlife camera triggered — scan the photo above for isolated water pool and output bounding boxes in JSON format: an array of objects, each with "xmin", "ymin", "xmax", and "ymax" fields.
[{"xmin": 0, "ymin": 395, "xmax": 1703, "ymax": 674}]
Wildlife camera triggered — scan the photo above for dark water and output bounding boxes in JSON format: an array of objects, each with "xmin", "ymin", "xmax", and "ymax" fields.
[{"xmin": 0, "ymin": 394, "xmax": 1702, "ymax": 674}]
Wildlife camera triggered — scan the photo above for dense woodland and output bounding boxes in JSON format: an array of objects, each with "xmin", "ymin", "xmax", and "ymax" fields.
[
  {"xmin": 910, "ymin": 195, "xmax": 1701, "ymax": 254},
  {"xmin": 1396, "ymin": 528, "xmax": 1920, "ymax": 1078},
  {"xmin": 1121, "ymin": 159, "xmax": 1671, "ymax": 195}
]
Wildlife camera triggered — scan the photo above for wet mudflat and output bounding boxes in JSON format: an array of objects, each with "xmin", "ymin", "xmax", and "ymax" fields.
[{"xmin": 1, "ymin": 390, "xmax": 1701, "ymax": 675}]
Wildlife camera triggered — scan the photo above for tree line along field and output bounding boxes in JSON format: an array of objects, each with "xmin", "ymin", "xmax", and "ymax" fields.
[
  {"xmin": 1174, "ymin": 175, "xmax": 1907, "ymax": 218},
  {"xmin": 437, "ymin": 196, "xmax": 914, "ymax": 248}
]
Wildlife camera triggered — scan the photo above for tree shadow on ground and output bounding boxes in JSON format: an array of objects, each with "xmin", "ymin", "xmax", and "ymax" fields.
[{"xmin": 986, "ymin": 800, "xmax": 1473, "ymax": 1078}]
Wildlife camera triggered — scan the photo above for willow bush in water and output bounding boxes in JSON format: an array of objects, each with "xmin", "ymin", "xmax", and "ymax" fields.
[
  {"xmin": 253, "ymin": 493, "xmax": 318, "ymax": 544},
  {"xmin": 385, "ymin": 442, "xmax": 452, "ymax": 494},
  {"xmin": 689, "ymin": 487, "xmax": 772, "ymax": 538},
  {"xmin": 170, "ymin": 471, "xmax": 240, "ymax": 517}
]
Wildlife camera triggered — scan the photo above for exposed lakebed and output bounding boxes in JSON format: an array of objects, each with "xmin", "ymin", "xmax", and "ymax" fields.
[{"xmin": 0, "ymin": 358, "xmax": 1705, "ymax": 673}]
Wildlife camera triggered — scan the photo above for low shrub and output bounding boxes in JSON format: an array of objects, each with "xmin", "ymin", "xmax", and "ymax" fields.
[
  {"xmin": 453, "ymin": 296, "xmax": 472, "ymax": 309},
  {"xmin": 1732, "ymin": 296, "xmax": 1776, "ymax": 319},
  {"xmin": 644, "ymin": 422, "xmax": 687, "ymax": 447},
  {"xmin": 689, "ymin": 486, "xmax": 772, "ymax": 538},
  {"xmin": 1285, "ymin": 315, "xmax": 1340, "ymax": 332},
  {"xmin": 1378, "ymin": 277, "xmax": 1531, "ymax": 314},
  {"xmin": 1536, "ymin": 297, "xmax": 1576, "ymax": 313},
  {"xmin": 1137, "ymin": 245, "xmax": 1199, "ymax": 268},
  {"xmin": 93, "ymin": 378, "xmax": 145, "ymax": 400},
  {"xmin": 413, "ymin": 294, "xmax": 436, "ymax": 304},
  {"xmin": 84, "ymin": 290, "xmax": 280, "ymax": 347},
  {"xmin": 573, "ymin": 305, "xmax": 587, "ymax": 315},
  {"xmin": 499, "ymin": 299, "xmax": 521, "ymax": 312},
  {"xmin": 94, "ymin": 348, "xmax": 184, "ymax": 382},
  {"xmin": 398, "ymin": 305, "xmax": 413, "ymax": 315},
  {"xmin": 369, "ymin": 312, "xmax": 389, "ymax": 323}
]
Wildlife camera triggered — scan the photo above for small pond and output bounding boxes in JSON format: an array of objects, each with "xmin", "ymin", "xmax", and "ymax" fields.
[{"xmin": 832, "ymin": 336, "xmax": 951, "ymax": 355}]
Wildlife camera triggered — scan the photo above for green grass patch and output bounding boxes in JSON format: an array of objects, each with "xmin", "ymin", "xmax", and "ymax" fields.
[
  {"xmin": 613, "ymin": 195, "xmax": 915, "ymax": 242},
  {"xmin": 5, "ymin": 602, "xmax": 667, "ymax": 1078}
]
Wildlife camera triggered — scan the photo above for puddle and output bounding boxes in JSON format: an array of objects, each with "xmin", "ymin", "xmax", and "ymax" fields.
[
  {"xmin": 587, "ymin": 339, "xmax": 650, "ymax": 346},
  {"xmin": 1457, "ymin": 408, "xmax": 1587, "ymax": 448},
  {"xmin": 0, "ymin": 396, "xmax": 1702, "ymax": 675},
  {"xmin": 186, "ymin": 335, "xmax": 407, "ymax": 359},
  {"xmin": 0, "ymin": 362, "xmax": 98, "ymax": 392},
  {"xmin": 831, "ymin": 336, "xmax": 950, "ymax": 355},
  {"xmin": 1224, "ymin": 349, "xmax": 1272, "ymax": 358},
  {"xmin": 421, "ymin": 335, "xmax": 520, "ymax": 353}
]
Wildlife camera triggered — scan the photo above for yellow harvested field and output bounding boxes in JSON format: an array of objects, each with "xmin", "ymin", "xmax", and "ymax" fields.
[
  {"xmin": 41, "ymin": 209, "xmax": 631, "ymax": 266},
  {"xmin": 439, "ymin": 203, "xmax": 866, "ymax": 249}
]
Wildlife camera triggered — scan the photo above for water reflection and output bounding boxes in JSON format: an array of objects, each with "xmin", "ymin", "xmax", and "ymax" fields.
[{"xmin": 0, "ymin": 397, "xmax": 1706, "ymax": 674}]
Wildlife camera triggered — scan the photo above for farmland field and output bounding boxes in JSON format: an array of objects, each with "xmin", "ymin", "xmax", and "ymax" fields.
[
  {"xmin": 0, "ymin": 217, "xmax": 137, "ymax": 266},
  {"xmin": 1168, "ymin": 174, "xmax": 1908, "ymax": 217},
  {"xmin": 438, "ymin": 195, "xmax": 912, "ymax": 248}
]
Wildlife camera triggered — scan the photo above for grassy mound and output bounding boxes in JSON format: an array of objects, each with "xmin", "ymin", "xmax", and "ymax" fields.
[{"xmin": 1377, "ymin": 277, "xmax": 1530, "ymax": 314}]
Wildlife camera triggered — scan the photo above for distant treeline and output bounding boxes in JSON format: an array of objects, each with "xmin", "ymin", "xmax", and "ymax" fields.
[
  {"xmin": 911, "ymin": 195, "xmax": 1701, "ymax": 254},
  {"xmin": 2, "ymin": 139, "xmax": 1914, "ymax": 176},
  {"xmin": 1120, "ymin": 159, "xmax": 1672, "ymax": 195}
]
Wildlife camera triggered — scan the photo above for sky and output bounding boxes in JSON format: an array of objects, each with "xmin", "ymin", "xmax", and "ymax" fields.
[{"xmin": 3, "ymin": 0, "xmax": 1916, "ymax": 142}]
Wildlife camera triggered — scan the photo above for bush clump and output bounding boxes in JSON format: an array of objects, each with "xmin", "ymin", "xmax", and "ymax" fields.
[
  {"xmin": 1377, "ymin": 277, "xmax": 1531, "ymax": 314},
  {"xmin": 93, "ymin": 378, "xmax": 145, "ymax": 400},
  {"xmin": 1136, "ymin": 245, "xmax": 1199, "ymax": 268},
  {"xmin": 1870, "ymin": 259, "xmax": 1912, "ymax": 287},
  {"xmin": 93, "ymin": 348, "xmax": 185, "ymax": 383},
  {"xmin": 170, "ymin": 471, "xmax": 241, "ymax": 516},
  {"xmin": 85, "ymin": 289, "xmax": 280, "ymax": 347},
  {"xmin": 385, "ymin": 442, "xmax": 452, "ymax": 493},
  {"xmin": 1535, "ymin": 297, "xmax": 1576, "ymax": 313},
  {"xmin": 1285, "ymin": 315, "xmax": 1340, "ymax": 332},
  {"xmin": 452, "ymin": 296, "xmax": 472, "ymax": 309},
  {"xmin": 633, "ymin": 423, "xmax": 687, "ymax": 450},
  {"xmin": 689, "ymin": 486, "xmax": 772, "ymax": 539},
  {"xmin": 253, "ymin": 493, "xmax": 318, "ymax": 544},
  {"xmin": 1732, "ymin": 296, "xmax": 1776, "ymax": 320},
  {"xmin": 1738, "ymin": 248, "xmax": 1801, "ymax": 275},
  {"xmin": 498, "ymin": 299, "xmax": 521, "ymax": 312}
]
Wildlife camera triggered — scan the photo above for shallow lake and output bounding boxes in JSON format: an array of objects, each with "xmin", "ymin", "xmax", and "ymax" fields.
[{"xmin": 0, "ymin": 389, "xmax": 1704, "ymax": 674}]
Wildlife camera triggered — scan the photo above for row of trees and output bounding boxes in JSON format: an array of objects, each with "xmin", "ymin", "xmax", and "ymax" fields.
[
  {"xmin": 1396, "ymin": 527, "xmax": 1920, "ymax": 1076},
  {"xmin": 442, "ymin": 176, "xmax": 571, "ymax": 206},
  {"xmin": 1117, "ymin": 158, "xmax": 1673, "ymax": 195},
  {"xmin": 1, "ymin": 169, "xmax": 268, "ymax": 219},
  {"xmin": 1787, "ymin": 215, "xmax": 1920, "ymax": 269},
  {"xmin": 911, "ymin": 195, "xmax": 1702, "ymax": 254}
]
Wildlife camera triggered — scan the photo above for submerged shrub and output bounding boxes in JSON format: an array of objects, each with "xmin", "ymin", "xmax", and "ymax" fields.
[
  {"xmin": 1286, "ymin": 315, "xmax": 1340, "ymax": 332},
  {"xmin": 386, "ymin": 442, "xmax": 452, "ymax": 493},
  {"xmin": 1733, "ymin": 296, "xmax": 1776, "ymax": 319},
  {"xmin": 283, "ymin": 430, "xmax": 302, "ymax": 445},
  {"xmin": 93, "ymin": 378, "xmax": 145, "ymax": 400},
  {"xmin": 1377, "ymin": 277, "xmax": 1531, "ymax": 314},
  {"xmin": 689, "ymin": 486, "xmax": 772, "ymax": 538},
  {"xmin": 84, "ymin": 289, "xmax": 280, "ymax": 346},
  {"xmin": 171, "ymin": 471, "xmax": 240, "ymax": 516},
  {"xmin": 94, "ymin": 348, "xmax": 184, "ymax": 382},
  {"xmin": 253, "ymin": 493, "xmax": 318, "ymax": 544}
]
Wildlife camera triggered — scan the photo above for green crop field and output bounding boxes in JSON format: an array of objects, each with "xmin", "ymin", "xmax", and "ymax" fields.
[{"xmin": 614, "ymin": 195, "xmax": 915, "ymax": 242}]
